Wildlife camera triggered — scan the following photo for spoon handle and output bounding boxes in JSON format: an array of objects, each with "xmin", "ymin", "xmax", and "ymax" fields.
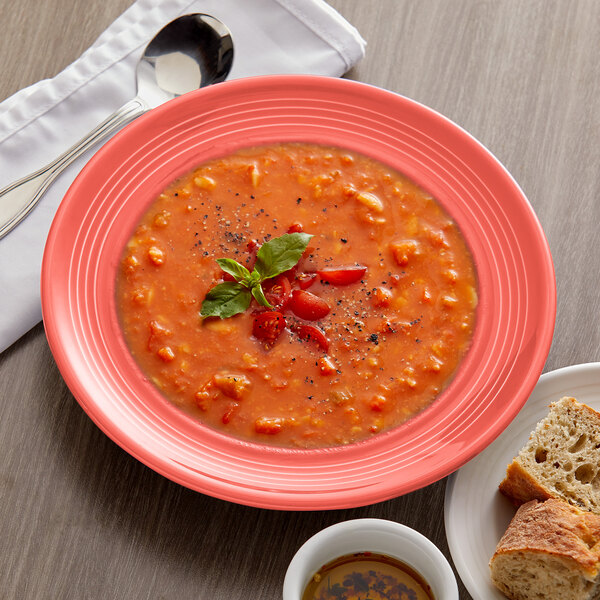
[{"xmin": 0, "ymin": 96, "xmax": 148, "ymax": 240}]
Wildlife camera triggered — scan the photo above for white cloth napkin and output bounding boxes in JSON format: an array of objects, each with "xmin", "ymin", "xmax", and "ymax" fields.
[{"xmin": 0, "ymin": 0, "xmax": 365, "ymax": 354}]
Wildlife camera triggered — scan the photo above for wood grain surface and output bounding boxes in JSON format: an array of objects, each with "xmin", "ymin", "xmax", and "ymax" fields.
[{"xmin": 1, "ymin": 1, "xmax": 599, "ymax": 598}]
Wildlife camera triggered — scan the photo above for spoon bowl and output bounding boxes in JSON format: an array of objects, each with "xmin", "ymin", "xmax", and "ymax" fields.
[
  {"xmin": 138, "ymin": 14, "xmax": 233, "ymax": 106},
  {"xmin": 0, "ymin": 13, "xmax": 234, "ymax": 240}
]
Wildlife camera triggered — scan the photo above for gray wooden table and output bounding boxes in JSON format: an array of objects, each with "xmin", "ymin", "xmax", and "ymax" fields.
[{"xmin": 1, "ymin": 1, "xmax": 599, "ymax": 598}]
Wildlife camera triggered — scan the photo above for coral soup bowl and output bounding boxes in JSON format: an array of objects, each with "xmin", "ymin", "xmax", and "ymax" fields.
[{"xmin": 41, "ymin": 75, "xmax": 556, "ymax": 510}]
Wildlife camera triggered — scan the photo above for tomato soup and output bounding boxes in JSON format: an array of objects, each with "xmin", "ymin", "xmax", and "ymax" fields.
[{"xmin": 116, "ymin": 143, "xmax": 477, "ymax": 448}]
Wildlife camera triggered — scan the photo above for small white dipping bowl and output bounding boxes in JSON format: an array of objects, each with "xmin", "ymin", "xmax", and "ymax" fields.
[{"xmin": 283, "ymin": 518, "xmax": 458, "ymax": 600}]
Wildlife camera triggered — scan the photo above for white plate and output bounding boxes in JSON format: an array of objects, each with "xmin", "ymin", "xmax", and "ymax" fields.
[{"xmin": 444, "ymin": 362, "xmax": 600, "ymax": 599}]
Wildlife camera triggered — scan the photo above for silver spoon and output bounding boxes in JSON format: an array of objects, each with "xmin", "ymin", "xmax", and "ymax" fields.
[{"xmin": 0, "ymin": 13, "xmax": 234, "ymax": 240}]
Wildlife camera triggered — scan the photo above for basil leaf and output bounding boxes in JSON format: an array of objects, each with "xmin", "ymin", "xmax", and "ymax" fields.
[
  {"xmin": 254, "ymin": 232, "xmax": 313, "ymax": 280},
  {"xmin": 200, "ymin": 282, "xmax": 252, "ymax": 318},
  {"xmin": 216, "ymin": 258, "xmax": 252, "ymax": 283},
  {"xmin": 251, "ymin": 284, "xmax": 272, "ymax": 308}
]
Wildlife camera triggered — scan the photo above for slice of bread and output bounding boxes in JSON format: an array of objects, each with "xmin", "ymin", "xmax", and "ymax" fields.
[
  {"xmin": 499, "ymin": 397, "xmax": 600, "ymax": 514},
  {"xmin": 490, "ymin": 499, "xmax": 600, "ymax": 600}
]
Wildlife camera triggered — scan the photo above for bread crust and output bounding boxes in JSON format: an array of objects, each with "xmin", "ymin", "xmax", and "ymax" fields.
[
  {"xmin": 499, "ymin": 461, "xmax": 555, "ymax": 505},
  {"xmin": 492, "ymin": 500, "xmax": 600, "ymax": 576}
]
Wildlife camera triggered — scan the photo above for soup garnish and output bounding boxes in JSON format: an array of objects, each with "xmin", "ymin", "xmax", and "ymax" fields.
[{"xmin": 201, "ymin": 232, "xmax": 313, "ymax": 319}]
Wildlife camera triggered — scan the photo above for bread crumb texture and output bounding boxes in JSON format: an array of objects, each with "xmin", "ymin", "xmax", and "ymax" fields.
[
  {"xmin": 490, "ymin": 499, "xmax": 600, "ymax": 600},
  {"xmin": 499, "ymin": 397, "xmax": 600, "ymax": 514}
]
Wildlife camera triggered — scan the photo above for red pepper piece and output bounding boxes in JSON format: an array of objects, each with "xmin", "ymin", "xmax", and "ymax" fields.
[
  {"xmin": 317, "ymin": 265, "xmax": 367, "ymax": 285},
  {"xmin": 252, "ymin": 311, "xmax": 286, "ymax": 344},
  {"xmin": 297, "ymin": 272, "xmax": 317, "ymax": 290},
  {"xmin": 292, "ymin": 323, "xmax": 330, "ymax": 352},
  {"xmin": 263, "ymin": 275, "xmax": 292, "ymax": 310},
  {"xmin": 289, "ymin": 290, "xmax": 330, "ymax": 320}
]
